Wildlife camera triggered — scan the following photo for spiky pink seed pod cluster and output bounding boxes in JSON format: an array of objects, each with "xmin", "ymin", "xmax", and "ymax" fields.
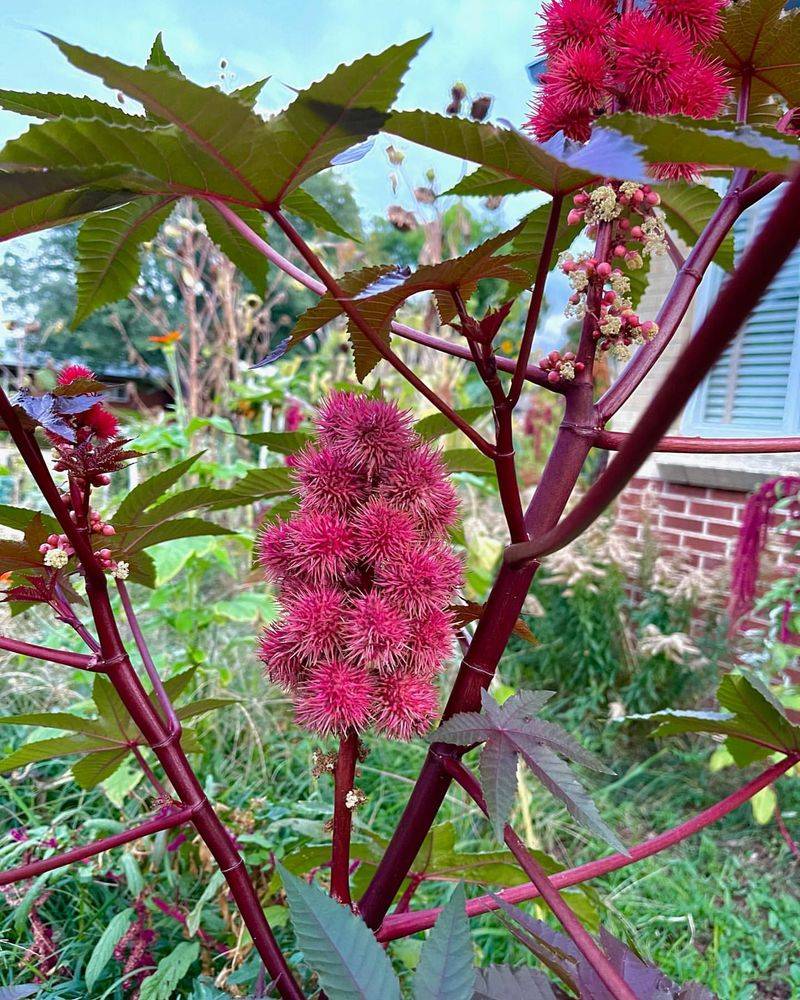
[
  {"xmin": 527, "ymin": 0, "xmax": 730, "ymax": 180},
  {"xmin": 257, "ymin": 392, "xmax": 462, "ymax": 741}
]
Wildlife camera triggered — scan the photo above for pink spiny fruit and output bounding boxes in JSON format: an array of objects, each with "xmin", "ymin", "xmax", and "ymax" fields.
[
  {"xmin": 405, "ymin": 609, "xmax": 457, "ymax": 677},
  {"xmin": 295, "ymin": 660, "xmax": 374, "ymax": 735},
  {"xmin": 611, "ymin": 10, "xmax": 693, "ymax": 114},
  {"xmin": 287, "ymin": 510, "xmax": 357, "ymax": 583},
  {"xmin": 283, "ymin": 584, "xmax": 346, "ymax": 661},
  {"xmin": 543, "ymin": 41, "xmax": 608, "ymax": 113},
  {"xmin": 258, "ymin": 518, "xmax": 294, "ymax": 584},
  {"xmin": 536, "ymin": 0, "xmax": 616, "ymax": 56},
  {"xmin": 57, "ymin": 363, "xmax": 94, "ymax": 385},
  {"xmin": 351, "ymin": 498, "xmax": 419, "ymax": 564},
  {"xmin": 257, "ymin": 390, "xmax": 463, "ymax": 742},
  {"xmin": 379, "ymin": 446, "xmax": 459, "ymax": 537},
  {"xmin": 375, "ymin": 541, "xmax": 463, "ymax": 618},
  {"xmin": 342, "ymin": 592, "xmax": 409, "ymax": 670},
  {"xmin": 373, "ymin": 672, "xmax": 439, "ymax": 740},
  {"xmin": 648, "ymin": 0, "xmax": 727, "ymax": 46},
  {"xmin": 293, "ymin": 445, "xmax": 366, "ymax": 515}
]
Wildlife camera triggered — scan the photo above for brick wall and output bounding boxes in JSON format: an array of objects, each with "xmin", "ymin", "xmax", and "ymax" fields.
[{"xmin": 616, "ymin": 476, "xmax": 800, "ymax": 626}]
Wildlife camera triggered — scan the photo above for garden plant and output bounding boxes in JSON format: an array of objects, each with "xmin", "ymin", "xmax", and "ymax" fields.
[{"xmin": 0, "ymin": 0, "xmax": 800, "ymax": 995}]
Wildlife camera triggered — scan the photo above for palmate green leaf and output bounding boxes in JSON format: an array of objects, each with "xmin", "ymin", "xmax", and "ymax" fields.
[
  {"xmin": 0, "ymin": 89, "xmax": 136, "ymax": 123},
  {"xmin": 0, "ymin": 167, "xmax": 137, "ymax": 242},
  {"xmin": 509, "ymin": 198, "xmax": 573, "ymax": 273},
  {"xmin": 113, "ymin": 517, "xmax": 235, "ymax": 557},
  {"xmin": 210, "ymin": 466, "xmax": 294, "ymax": 508},
  {"xmin": 714, "ymin": 0, "xmax": 800, "ymax": 107},
  {"xmin": 0, "ymin": 116, "xmax": 253, "ymax": 204},
  {"xmin": 174, "ymin": 697, "xmax": 238, "ymax": 722},
  {"xmin": 146, "ymin": 32, "xmax": 182, "ymax": 74},
  {"xmin": 125, "ymin": 549, "xmax": 157, "ymax": 588},
  {"xmin": 85, "ymin": 908, "xmax": 134, "ymax": 992},
  {"xmin": 113, "ymin": 452, "xmax": 203, "ymax": 524},
  {"xmin": 603, "ymin": 113, "xmax": 800, "ymax": 175},
  {"xmin": 74, "ymin": 195, "xmax": 176, "ymax": 325},
  {"xmin": 198, "ymin": 202, "xmax": 269, "ymax": 290},
  {"xmin": 0, "ymin": 538, "xmax": 50, "ymax": 573},
  {"xmin": 278, "ymin": 862, "xmax": 401, "ymax": 1000},
  {"xmin": 480, "ymin": 737, "xmax": 519, "ymax": 840},
  {"xmin": 283, "ymin": 186, "xmax": 361, "ymax": 241},
  {"xmin": 0, "ymin": 734, "xmax": 111, "ymax": 773},
  {"xmin": 47, "ymin": 33, "xmax": 428, "ymax": 206},
  {"xmin": 655, "ymin": 182, "xmax": 734, "ymax": 272},
  {"xmin": 92, "ymin": 673, "xmax": 136, "ymax": 738},
  {"xmin": 138, "ymin": 485, "xmax": 229, "ymax": 523},
  {"xmin": 231, "ymin": 77, "xmax": 269, "ymax": 108},
  {"xmin": 386, "ymin": 112, "xmax": 646, "ymax": 197},
  {"xmin": 415, "ymin": 406, "xmax": 490, "ymax": 442},
  {"xmin": 628, "ymin": 672, "xmax": 800, "ymax": 765},
  {"xmin": 71, "ymin": 747, "xmax": 129, "ymax": 789},
  {"xmin": 0, "ymin": 504, "xmax": 58, "ymax": 534},
  {"xmin": 412, "ymin": 884, "xmax": 475, "ymax": 1000},
  {"xmin": 0, "ymin": 712, "xmax": 108, "ymax": 738}
]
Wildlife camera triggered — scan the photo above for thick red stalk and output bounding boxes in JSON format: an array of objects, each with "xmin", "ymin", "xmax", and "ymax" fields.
[
  {"xmin": 0, "ymin": 634, "xmax": 98, "ymax": 670},
  {"xmin": 504, "ymin": 828, "xmax": 637, "ymax": 1000},
  {"xmin": 330, "ymin": 729, "xmax": 359, "ymax": 905},
  {"xmin": 0, "ymin": 391, "xmax": 304, "ymax": 1000},
  {"xmin": 205, "ymin": 198, "xmax": 558, "ymax": 391},
  {"xmin": 507, "ymin": 168, "xmax": 800, "ymax": 564},
  {"xmin": 378, "ymin": 754, "xmax": 797, "ymax": 940},
  {"xmin": 445, "ymin": 757, "xmax": 637, "ymax": 1000},
  {"xmin": 596, "ymin": 430, "xmax": 800, "ymax": 454},
  {"xmin": 0, "ymin": 804, "xmax": 196, "ymax": 887}
]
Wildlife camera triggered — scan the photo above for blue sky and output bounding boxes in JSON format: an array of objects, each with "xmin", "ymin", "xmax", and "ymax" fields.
[{"xmin": 1, "ymin": 0, "xmax": 544, "ymax": 220}]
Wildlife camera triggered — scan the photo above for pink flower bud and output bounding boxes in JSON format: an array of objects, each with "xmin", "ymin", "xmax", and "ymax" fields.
[
  {"xmin": 567, "ymin": 208, "xmax": 585, "ymax": 226},
  {"xmin": 645, "ymin": 192, "xmax": 660, "ymax": 205},
  {"xmin": 547, "ymin": 370, "xmax": 560, "ymax": 384},
  {"xmin": 596, "ymin": 261, "xmax": 612, "ymax": 278},
  {"xmin": 614, "ymin": 245, "xmax": 626, "ymax": 258},
  {"xmin": 102, "ymin": 524, "xmax": 116, "ymax": 536}
]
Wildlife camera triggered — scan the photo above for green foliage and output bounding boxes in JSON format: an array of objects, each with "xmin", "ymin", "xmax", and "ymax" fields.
[
  {"xmin": 415, "ymin": 406, "xmax": 490, "ymax": 442},
  {"xmin": 385, "ymin": 112, "xmax": 645, "ymax": 197},
  {"xmin": 278, "ymin": 862, "xmax": 402, "ymax": 1000},
  {"xmin": 629, "ymin": 672, "xmax": 800, "ymax": 766},
  {"xmin": 412, "ymin": 884, "xmax": 475, "ymax": 1000},
  {"xmin": 0, "ymin": 668, "xmax": 233, "ymax": 788},
  {"xmin": 197, "ymin": 202, "xmax": 270, "ymax": 291},
  {"xmin": 714, "ymin": 0, "xmax": 800, "ymax": 106},
  {"xmin": 656, "ymin": 182, "xmax": 735, "ymax": 271},
  {"xmin": 139, "ymin": 940, "xmax": 200, "ymax": 1000},
  {"xmin": 74, "ymin": 196, "xmax": 176, "ymax": 326}
]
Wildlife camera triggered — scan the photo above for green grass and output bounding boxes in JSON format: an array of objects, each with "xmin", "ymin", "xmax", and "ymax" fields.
[{"xmin": 0, "ymin": 602, "xmax": 798, "ymax": 997}]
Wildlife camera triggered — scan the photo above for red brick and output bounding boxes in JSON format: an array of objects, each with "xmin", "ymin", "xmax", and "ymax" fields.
[
  {"xmin": 654, "ymin": 530, "xmax": 683, "ymax": 549},
  {"xmin": 688, "ymin": 500, "xmax": 737, "ymax": 521},
  {"xmin": 630, "ymin": 476, "xmax": 660, "ymax": 490},
  {"xmin": 707, "ymin": 488, "xmax": 750, "ymax": 503},
  {"xmin": 683, "ymin": 535, "xmax": 727, "ymax": 555},
  {"xmin": 664, "ymin": 483, "xmax": 707, "ymax": 499},
  {"xmin": 662, "ymin": 514, "xmax": 704, "ymax": 533},
  {"xmin": 661, "ymin": 497, "xmax": 686, "ymax": 514},
  {"xmin": 616, "ymin": 523, "xmax": 640, "ymax": 539},
  {"xmin": 706, "ymin": 521, "xmax": 742, "ymax": 540},
  {"xmin": 700, "ymin": 555, "xmax": 726, "ymax": 571}
]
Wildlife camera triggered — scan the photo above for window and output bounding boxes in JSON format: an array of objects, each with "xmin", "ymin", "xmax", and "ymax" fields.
[{"xmin": 683, "ymin": 189, "xmax": 800, "ymax": 436}]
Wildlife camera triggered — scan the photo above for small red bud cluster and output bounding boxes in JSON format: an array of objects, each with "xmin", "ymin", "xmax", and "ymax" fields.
[{"xmin": 538, "ymin": 350, "xmax": 585, "ymax": 383}]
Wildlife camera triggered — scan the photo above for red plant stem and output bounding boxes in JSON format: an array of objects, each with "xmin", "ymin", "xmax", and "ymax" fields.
[
  {"xmin": 0, "ymin": 634, "xmax": 99, "ymax": 670},
  {"xmin": 131, "ymin": 745, "xmax": 169, "ymax": 799},
  {"xmin": 206, "ymin": 198, "xmax": 557, "ymax": 391},
  {"xmin": 330, "ymin": 730, "xmax": 359, "ymax": 905},
  {"xmin": 507, "ymin": 194, "xmax": 564, "ymax": 408},
  {"xmin": 444, "ymin": 757, "xmax": 637, "ymax": 1000},
  {"xmin": 378, "ymin": 754, "xmax": 797, "ymax": 941},
  {"xmin": 0, "ymin": 805, "xmax": 197, "ymax": 887},
  {"xmin": 595, "ymin": 430, "xmax": 800, "ymax": 454},
  {"xmin": 116, "ymin": 579, "xmax": 181, "ymax": 741},
  {"xmin": 507, "ymin": 168, "xmax": 800, "ymax": 565},
  {"xmin": 504, "ymin": 828, "xmax": 637, "ymax": 1000},
  {"xmin": 452, "ymin": 290, "xmax": 526, "ymax": 541},
  {"xmin": 774, "ymin": 805, "xmax": 800, "ymax": 861},
  {"xmin": 0, "ymin": 392, "xmax": 304, "ymax": 1000},
  {"xmin": 738, "ymin": 172, "xmax": 785, "ymax": 210},
  {"xmin": 269, "ymin": 210, "xmax": 495, "ymax": 456}
]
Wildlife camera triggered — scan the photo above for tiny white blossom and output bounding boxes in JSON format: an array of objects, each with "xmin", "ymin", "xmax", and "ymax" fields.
[
  {"xmin": 43, "ymin": 548, "xmax": 69, "ymax": 569},
  {"xmin": 111, "ymin": 561, "xmax": 130, "ymax": 580},
  {"xmin": 345, "ymin": 788, "xmax": 366, "ymax": 810}
]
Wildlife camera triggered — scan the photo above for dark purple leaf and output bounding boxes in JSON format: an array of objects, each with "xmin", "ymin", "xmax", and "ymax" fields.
[
  {"xmin": 12, "ymin": 391, "xmax": 75, "ymax": 441},
  {"xmin": 555, "ymin": 127, "xmax": 647, "ymax": 183},
  {"xmin": 55, "ymin": 392, "xmax": 106, "ymax": 415},
  {"xmin": 252, "ymin": 338, "xmax": 290, "ymax": 368}
]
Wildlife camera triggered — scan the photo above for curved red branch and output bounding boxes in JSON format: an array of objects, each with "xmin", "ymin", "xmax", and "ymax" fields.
[{"xmin": 596, "ymin": 430, "xmax": 800, "ymax": 454}]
